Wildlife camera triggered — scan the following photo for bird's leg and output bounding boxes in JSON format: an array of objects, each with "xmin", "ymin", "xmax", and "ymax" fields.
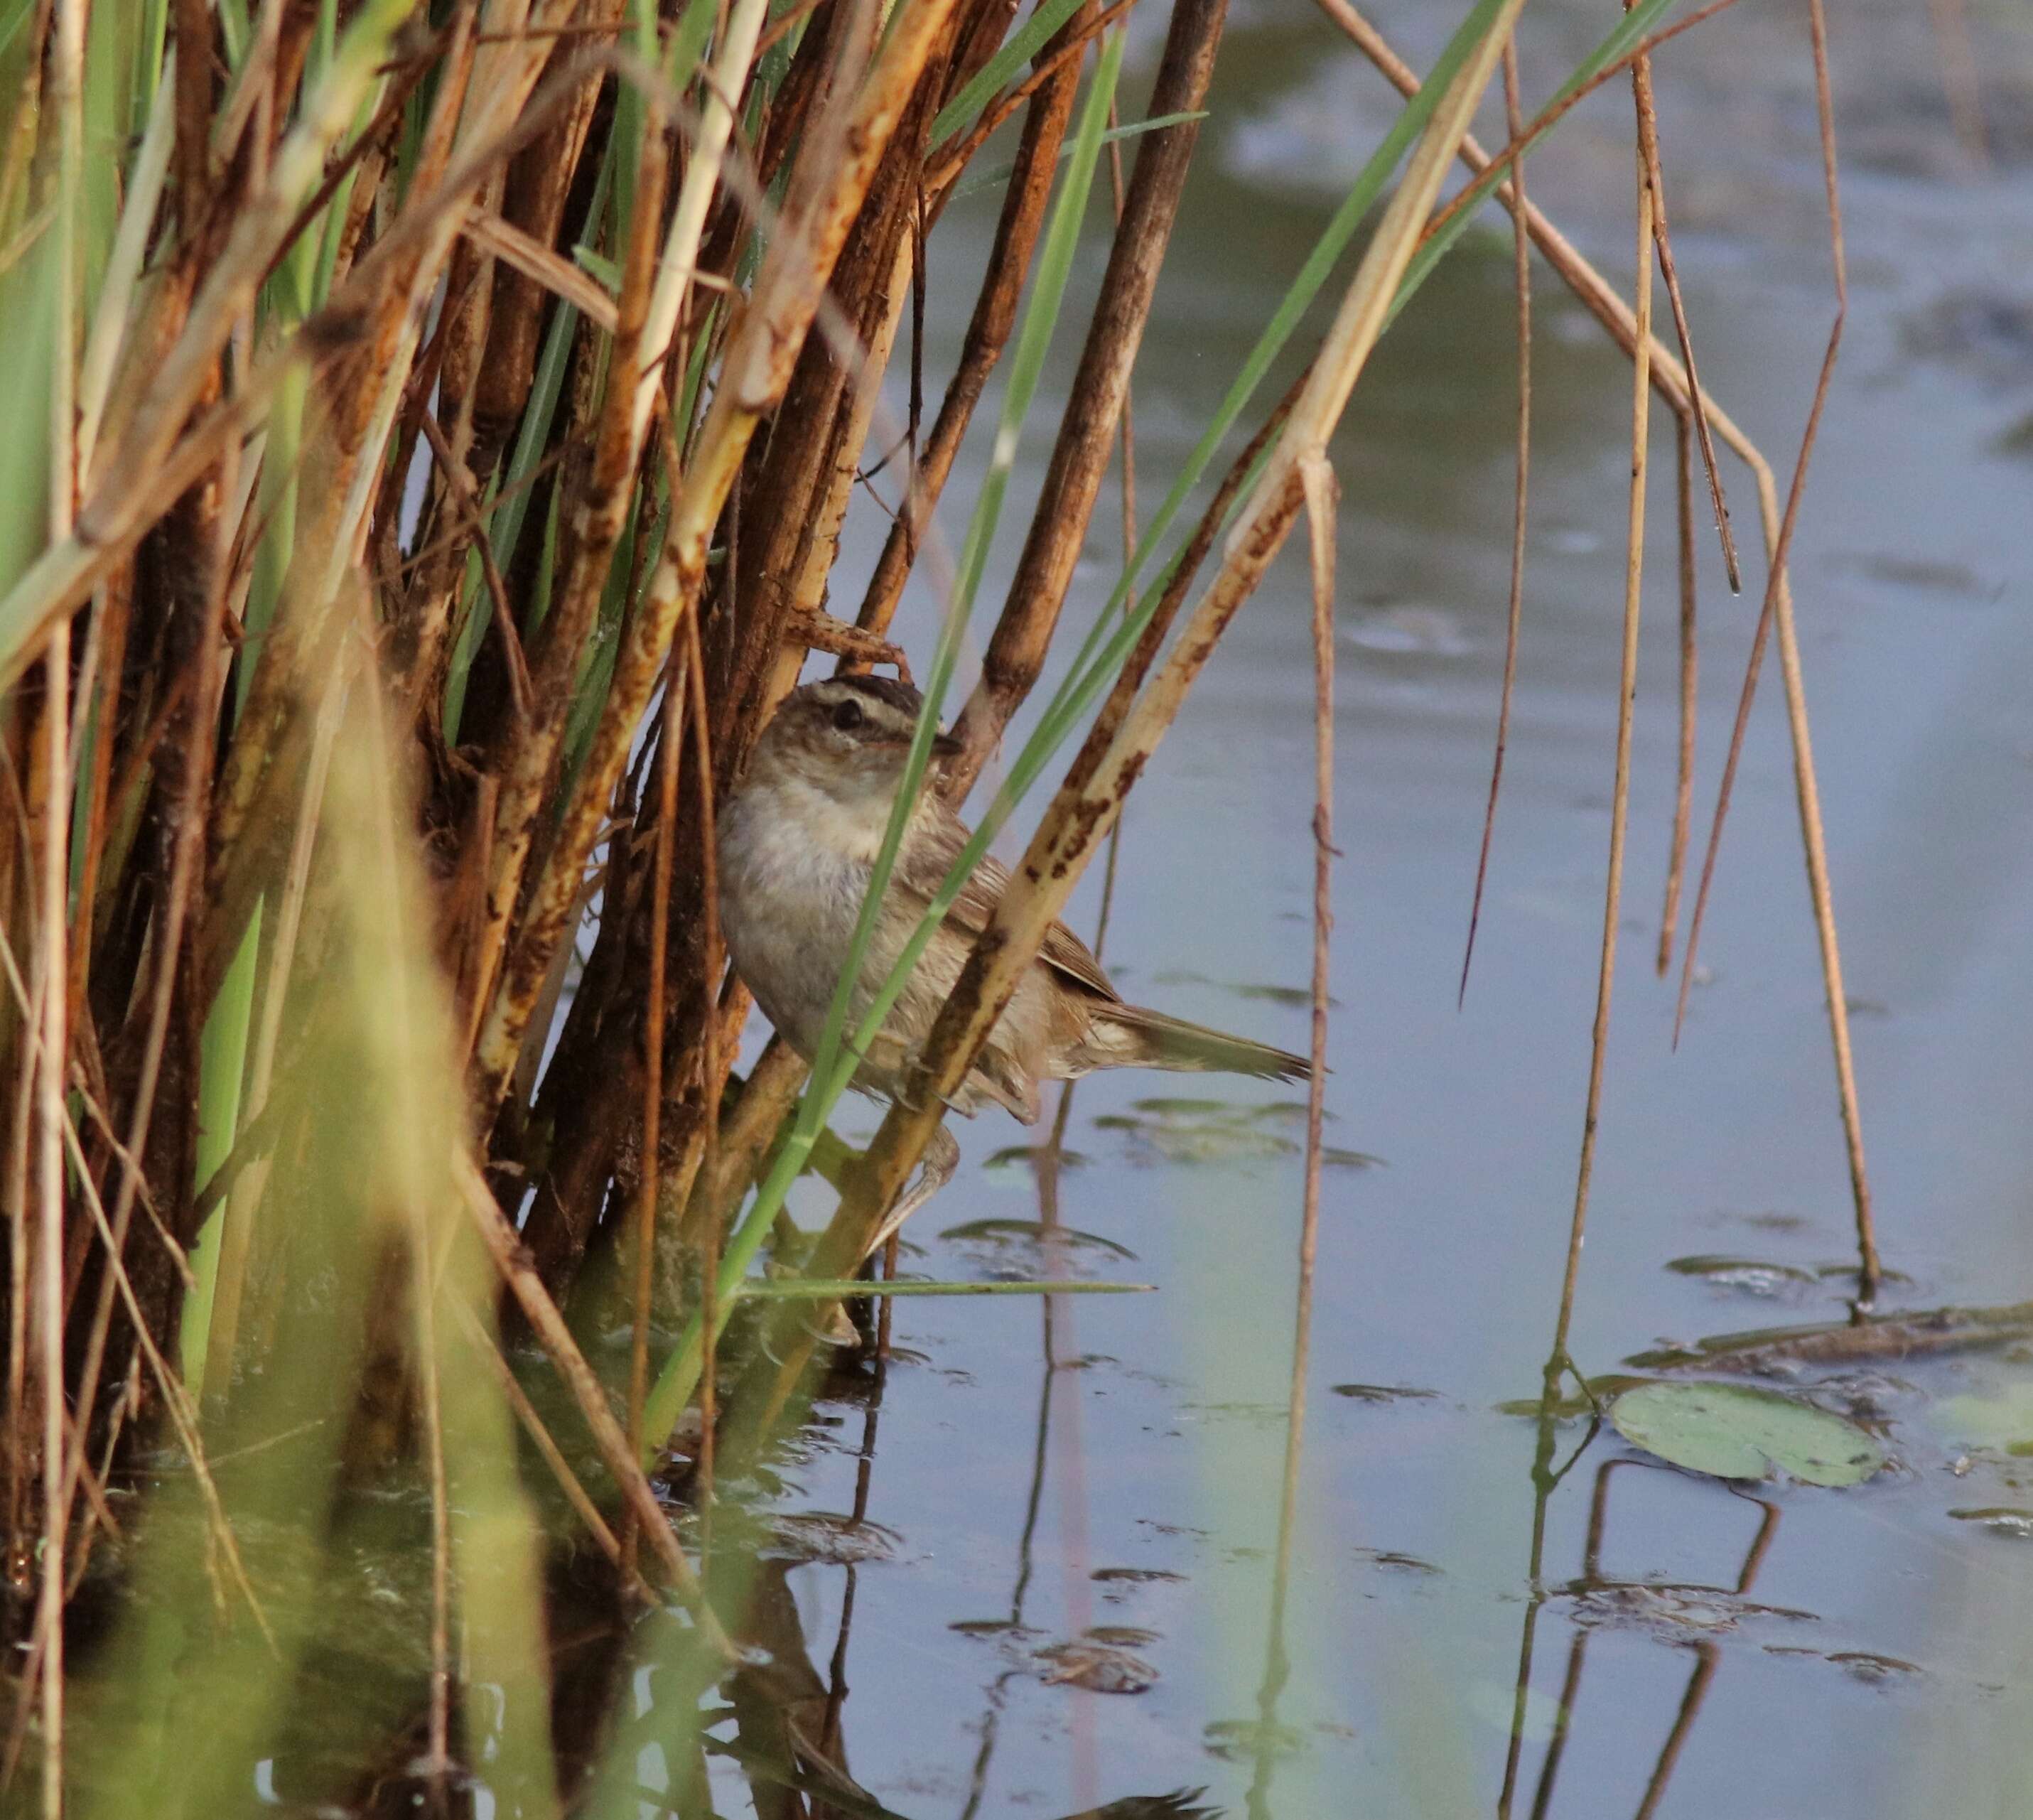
[{"xmin": 861, "ymin": 1123, "xmax": 960, "ymax": 1261}]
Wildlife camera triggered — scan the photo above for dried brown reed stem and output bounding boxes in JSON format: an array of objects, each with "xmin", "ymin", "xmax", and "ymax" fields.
[
  {"xmin": 922, "ymin": 0, "xmax": 1140, "ymax": 195},
  {"xmin": 33, "ymin": 628, "xmax": 68, "ymax": 1820},
  {"xmin": 856, "ymin": 49, "xmax": 1082, "ymax": 643},
  {"xmin": 35, "ymin": 1, "xmax": 84, "ymax": 1788},
  {"xmin": 681, "ymin": 598, "xmax": 723, "ymax": 1517},
  {"xmin": 1550, "ymin": 48, "xmax": 1656, "ymax": 1370},
  {"xmin": 949, "ymin": 0, "xmax": 1228, "ymax": 789},
  {"xmin": 1657, "ymin": 416, "xmax": 1698, "ymax": 974},
  {"xmin": 626, "ymin": 646, "xmax": 685, "ymax": 1576},
  {"xmin": 1671, "ymin": 0, "xmax": 1877, "ymax": 1299},
  {"xmin": 1459, "ymin": 36, "xmax": 1531, "ymax": 1007}
]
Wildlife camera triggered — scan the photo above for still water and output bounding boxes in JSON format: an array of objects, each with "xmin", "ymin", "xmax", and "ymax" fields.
[{"xmin": 716, "ymin": 0, "xmax": 2033, "ymax": 1814}]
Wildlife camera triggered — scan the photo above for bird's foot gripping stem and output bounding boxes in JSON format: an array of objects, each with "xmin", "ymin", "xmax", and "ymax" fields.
[{"xmin": 861, "ymin": 1123, "xmax": 960, "ymax": 1261}]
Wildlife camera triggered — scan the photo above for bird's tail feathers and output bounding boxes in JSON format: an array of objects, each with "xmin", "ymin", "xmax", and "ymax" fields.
[{"xmin": 1093, "ymin": 1003, "xmax": 1312, "ymax": 1083}]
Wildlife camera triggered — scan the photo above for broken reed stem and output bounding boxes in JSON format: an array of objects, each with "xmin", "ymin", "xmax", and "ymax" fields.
[
  {"xmin": 1657, "ymin": 416, "xmax": 1697, "ymax": 974},
  {"xmin": 1459, "ymin": 35, "xmax": 1531, "ymax": 1008},
  {"xmin": 1550, "ymin": 57, "xmax": 1654, "ymax": 1369},
  {"xmin": 1671, "ymin": 0, "xmax": 1876, "ymax": 1300}
]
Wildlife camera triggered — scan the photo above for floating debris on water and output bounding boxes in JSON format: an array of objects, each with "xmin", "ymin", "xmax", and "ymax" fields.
[
  {"xmin": 1354, "ymin": 1548, "xmax": 1443, "ymax": 1576},
  {"xmin": 1558, "ymin": 1581, "xmax": 1818, "ymax": 1639},
  {"xmin": 1332, "ymin": 1382, "xmax": 1441, "ymax": 1404},
  {"xmin": 1947, "ymin": 1507, "xmax": 2033, "ymax": 1539},
  {"xmin": 1037, "ymin": 1639, "xmax": 1160, "ymax": 1694},
  {"xmin": 1667, "ymin": 1254, "xmax": 1821, "ymax": 1298}
]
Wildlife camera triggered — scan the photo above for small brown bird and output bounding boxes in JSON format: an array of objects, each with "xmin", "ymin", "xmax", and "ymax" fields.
[{"xmin": 718, "ymin": 675, "xmax": 1311, "ymax": 1126}]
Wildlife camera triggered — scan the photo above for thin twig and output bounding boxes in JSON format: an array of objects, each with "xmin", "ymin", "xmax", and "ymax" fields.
[
  {"xmin": 1459, "ymin": 36, "xmax": 1531, "ymax": 1006},
  {"xmin": 1656, "ymin": 415, "xmax": 1698, "ymax": 974},
  {"xmin": 1550, "ymin": 49, "xmax": 1656, "ymax": 1369},
  {"xmin": 1632, "ymin": 40, "xmax": 1739, "ymax": 591}
]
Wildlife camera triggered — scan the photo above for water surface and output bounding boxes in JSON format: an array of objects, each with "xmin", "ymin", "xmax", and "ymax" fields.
[{"xmin": 733, "ymin": 1, "xmax": 2033, "ymax": 1812}]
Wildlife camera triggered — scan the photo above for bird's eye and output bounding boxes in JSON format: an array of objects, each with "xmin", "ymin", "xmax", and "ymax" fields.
[{"xmin": 830, "ymin": 697, "xmax": 865, "ymax": 732}]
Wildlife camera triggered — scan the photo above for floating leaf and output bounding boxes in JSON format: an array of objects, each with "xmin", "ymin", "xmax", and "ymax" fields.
[{"xmin": 1609, "ymin": 1382, "xmax": 1886, "ymax": 1487}]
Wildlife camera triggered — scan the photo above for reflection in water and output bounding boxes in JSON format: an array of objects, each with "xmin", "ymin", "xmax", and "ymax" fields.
[
  {"xmin": 1498, "ymin": 1441, "xmax": 1786, "ymax": 1820},
  {"xmin": 959, "ymin": 1079, "xmax": 1097, "ymax": 1820}
]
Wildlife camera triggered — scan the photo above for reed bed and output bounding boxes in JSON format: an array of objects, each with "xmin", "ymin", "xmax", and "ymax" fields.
[{"xmin": 0, "ymin": 0, "xmax": 1872, "ymax": 1810}]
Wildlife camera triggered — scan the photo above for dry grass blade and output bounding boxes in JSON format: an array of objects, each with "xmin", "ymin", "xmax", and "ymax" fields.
[
  {"xmin": 451, "ymin": 1297, "xmax": 636, "ymax": 1588},
  {"xmin": 460, "ymin": 202, "xmax": 620, "ymax": 333},
  {"xmin": 857, "ymin": 43, "xmax": 1082, "ymax": 645}
]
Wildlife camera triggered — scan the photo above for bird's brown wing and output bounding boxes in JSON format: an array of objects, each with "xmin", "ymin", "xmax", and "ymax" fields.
[{"xmin": 896, "ymin": 804, "xmax": 1121, "ymax": 1003}]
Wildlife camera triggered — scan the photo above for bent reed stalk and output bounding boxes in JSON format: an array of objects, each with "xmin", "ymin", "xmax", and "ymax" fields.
[{"xmin": 0, "ymin": 0, "xmax": 1877, "ymax": 1807}]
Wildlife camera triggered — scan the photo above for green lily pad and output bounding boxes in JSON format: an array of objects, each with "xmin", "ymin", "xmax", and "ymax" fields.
[{"xmin": 1609, "ymin": 1382, "xmax": 1886, "ymax": 1487}]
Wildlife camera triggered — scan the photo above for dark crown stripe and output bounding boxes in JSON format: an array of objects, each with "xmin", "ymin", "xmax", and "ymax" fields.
[{"xmin": 831, "ymin": 673, "xmax": 924, "ymax": 717}]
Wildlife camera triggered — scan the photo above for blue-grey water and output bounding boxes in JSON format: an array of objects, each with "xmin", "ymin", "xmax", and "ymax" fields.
[{"xmin": 714, "ymin": 0, "xmax": 2033, "ymax": 1813}]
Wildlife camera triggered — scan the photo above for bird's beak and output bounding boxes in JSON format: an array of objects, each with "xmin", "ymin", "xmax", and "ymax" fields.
[{"xmin": 932, "ymin": 730, "xmax": 964, "ymax": 761}]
